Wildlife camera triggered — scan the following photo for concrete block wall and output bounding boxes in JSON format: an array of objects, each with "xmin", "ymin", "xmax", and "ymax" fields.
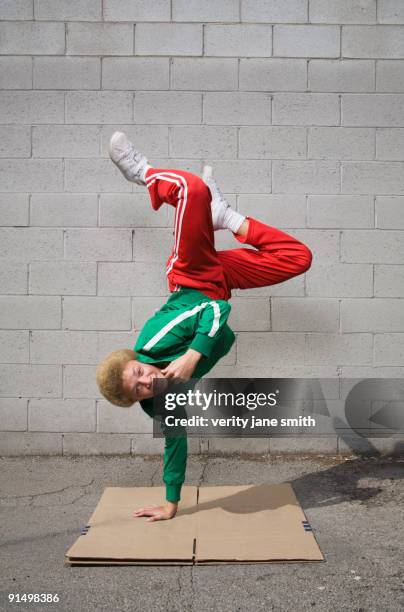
[{"xmin": 0, "ymin": 0, "xmax": 403, "ymax": 456}]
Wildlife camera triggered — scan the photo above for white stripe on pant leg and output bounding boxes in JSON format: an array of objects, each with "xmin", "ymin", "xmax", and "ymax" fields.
[
  {"xmin": 145, "ymin": 174, "xmax": 183, "ymax": 272},
  {"xmin": 142, "ymin": 301, "xmax": 221, "ymax": 352},
  {"xmin": 146, "ymin": 172, "xmax": 188, "ymax": 276}
]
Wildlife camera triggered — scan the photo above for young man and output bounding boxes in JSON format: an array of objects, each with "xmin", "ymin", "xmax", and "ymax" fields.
[{"xmin": 96, "ymin": 132, "xmax": 313, "ymax": 522}]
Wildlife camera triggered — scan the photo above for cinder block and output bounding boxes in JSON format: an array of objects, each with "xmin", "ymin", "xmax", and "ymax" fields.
[
  {"xmin": 63, "ymin": 364, "xmax": 100, "ymax": 399},
  {"xmin": 0, "ymin": 91, "xmax": 64, "ymax": 124},
  {"xmin": 97, "ymin": 262, "xmax": 168, "ymax": 297},
  {"xmin": 0, "ymin": 364, "xmax": 61, "ymax": 398},
  {"xmin": 341, "ymin": 298, "xmax": 404, "ymax": 332},
  {"xmin": 102, "ymin": 57, "xmax": 169, "ymax": 90},
  {"xmin": 200, "ymin": 160, "xmax": 270, "ymax": 193},
  {"xmin": 100, "ymin": 193, "xmax": 168, "ymax": 228},
  {"xmin": 30, "ymin": 194, "xmax": 98, "ymax": 227},
  {"xmin": 0, "ymin": 228, "xmax": 63, "ymax": 261},
  {"xmin": 340, "ymin": 365, "xmax": 404, "ymax": 377},
  {"xmin": 273, "ymin": 160, "xmax": 340, "ymax": 194},
  {"xmin": 309, "ymin": 0, "xmax": 376, "ymax": 23},
  {"xmin": 135, "ymin": 23, "xmax": 202, "ymax": 56},
  {"xmin": 308, "ymin": 59, "xmax": 375, "ymax": 92},
  {"xmin": 205, "ymin": 25, "xmax": 272, "ymax": 57},
  {"xmin": 0, "ymin": 261, "xmax": 27, "ymax": 295},
  {"xmin": 204, "ymin": 92, "xmax": 271, "ymax": 125},
  {"xmin": 342, "ymin": 94, "xmax": 404, "ymax": 126},
  {"xmin": 170, "ymin": 126, "xmax": 237, "ymax": 158},
  {"xmin": 0, "ymin": 160, "xmax": 63, "ymax": 193},
  {"xmin": 0, "ymin": 0, "xmax": 32, "ymax": 19},
  {"xmin": 0, "ymin": 296, "xmax": 61, "ymax": 329},
  {"xmin": 0, "ymin": 331, "xmax": 29, "ymax": 364},
  {"xmin": 171, "ymin": 58, "xmax": 238, "ymax": 91},
  {"xmin": 0, "ymin": 194, "xmax": 29, "ymax": 227},
  {"xmin": 0, "ymin": 57, "xmax": 32, "ymax": 89},
  {"xmin": 0, "ymin": 22, "xmax": 64, "ymax": 54},
  {"xmin": 240, "ymin": 58, "xmax": 307, "ymax": 92},
  {"xmin": 104, "ymin": 0, "xmax": 170, "ymax": 21},
  {"xmin": 30, "ymin": 331, "xmax": 98, "ymax": 364},
  {"xmin": 0, "ymin": 432, "xmax": 62, "ymax": 455},
  {"xmin": 97, "ymin": 331, "xmax": 138, "ymax": 361},
  {"xmin": 66, "ymin": 23, "xmax": 133, "ymax": 55},
  {"xmin": 342, "ymin": 25, "xmax": 404, "ymax": 58},
  {"xmin": 173, "ymin": 0, "xmax": 239, "ymax": 21},
  {"xmin": 273, "ymin": 25, "xmax": 340, "ymax": 57},
  {"xmin": 133, "ymin": 228, "xmax": 174, "ymax": 263},
  {"xmin": 0, "ymin": 126, "xmax": 31, "ymax": 158},
  {"xmin": 377, "ymin": 60, "xmax": 404, "ymax": 92},
  {"xmin": 378, "ymin": 0, "xmax": 404, "ymax": 23},
  {"xmin": 270, "ymin": 436, "xmax": 338, "ymax": 454},
  {"xmin": 134, "ymin": 91, "xmax": 201, "ymax": 125},
  {"xmin": 305, "ymin": 332, "xmax": 373, "ymax": 365},
  {"xmin": 65, "ymin": 228, "xmax": 132, "ymax": 262},
  {"xmin": 35, "ymin": 0, "xmax": 101, "ymax": 20},
  {"xmin": 239, "ymin": 126, "xmax": 306, "ymax": 159},
  {"xmin": 241, "ymin": 0, "xmax": 308, "ymax": 23},
  {"xmin": 289, "ymin": 228, "xmax": 339, "ymax": 261},
  {"xmin": 132, "ymin": 434, "xmax": 164, "ymax": 455},
  {"xmin": 208, "ymin": 438, "xmax": 270, "ymax": 456},
  {"xmin": 0, "ymin": 399, "xmax": 27, "ymax": 431},
  {"xmin": 273, "ymin": 93, "xmax": 339, "ymax": 126},
  {"xmin": 63, "ymin": 433, "xmax": 131, "ymax": 455},
  {"xmin": 308, "ymin": 127, "xmax": 374, "ymax": 160},
  {"xmin": 29, "ymin": 399, "xmax": 96, "ymax": 432},
  {"xmin": 272, "ymin": 297, "xmax": 339, "ymax": 331},
  {"xmin": 374, "ymin": 333, "xmax": 404, "ymax": 365},
  {"xmin": 32, "ymin": 125, "xmax": 100, "ymax": 158},
  {"xmin": 376, "ymin": 196, "xmax": 404, "ymax": 228},
  {"xmin": 306, "ymin": 262, "xmax": 373, "ymax": 297},
  {"xmin": 100, "ymin": 125, "xmax": 168, "ymax": 159},
  {"xmin": 33, "ymin": 57, "xmax": 100, "ymax": 90},
  {"xmin": 237, "ymin": 332, "xmax": 305, "ymax": 366},
  {"xmin": 341, "ymin": 229, "xmax": 404, "ymax": 262},
  {"xmin": 97, "ymin": 400, "xmax": 152, "ymax": 434},
  {"xmin": 62, "ymin": 296, "xmax": 131, "ymax": 331},
  {"xmin": 65, "ymin": 159, "xmax": 132, "ymax": 193},
  {"xmin": 376, "ymin": 128, "xmax": 404, "ymax": 160},
  {"xmin": 307, "ymin": 195, "xmax": 374, "ymax": 228},
  {"xmin": 342, "ymin": 162, "xmax": 404, "ymax": 195},
  {"xmin": 237, "ymin": 194, "xmax": 306, "ymax": 228},
  {"xmin": 65, "ymin": 91, "xmax": 132, "ymax": 124},
  {"xmin": 374, "ymin": 264, "xmax": 404, "ymax": 296},
  {"xmin": 238, "ymin": 332, "xmax": 304, "ymax": 366},
  {"xmin": 228, "ymin": 297, "xmax": 270, "ymax": 331}
]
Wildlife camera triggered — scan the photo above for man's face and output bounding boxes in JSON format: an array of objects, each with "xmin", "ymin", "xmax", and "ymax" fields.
[{"xmin": 121, "ymin": 360, "xmax": 169, "ymax": 402}]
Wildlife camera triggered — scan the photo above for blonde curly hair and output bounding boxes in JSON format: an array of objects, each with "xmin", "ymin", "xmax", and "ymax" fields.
[{"xmin": 96, "ymin": 348, "xmax": 137, "ymax": 407}]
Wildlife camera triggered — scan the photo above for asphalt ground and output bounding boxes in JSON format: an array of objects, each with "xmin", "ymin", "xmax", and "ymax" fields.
[{"xmin": 0, "ymin": 453, "xmax": 403, "ymax": 612}]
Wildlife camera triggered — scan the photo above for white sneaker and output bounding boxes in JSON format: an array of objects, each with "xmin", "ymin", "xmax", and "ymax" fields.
[
  {"xmin": 202, "ymin": 164, "xmax": 245, "ymax": 233},
  {"xmin": 108, "ymin": 131, "xmax": 151, "ymax": 185}
]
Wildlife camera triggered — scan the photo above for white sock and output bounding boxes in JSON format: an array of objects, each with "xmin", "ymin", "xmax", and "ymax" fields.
[
  {"xmin": 141, "ymin": 163, "xmax": 153, "ymax": 183},
  {"xmin": 223, "ymin": 208, "xmax": 245, "ymax": 234}
]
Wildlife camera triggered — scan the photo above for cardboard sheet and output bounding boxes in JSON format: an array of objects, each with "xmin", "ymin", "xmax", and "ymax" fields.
[
  {"xmin": 66, "ymin": 484, "xmax": 324, "ymax": 566},
  {"xmin": 66, "ymin": 486, "xmax": 197, "ymax": 564}
]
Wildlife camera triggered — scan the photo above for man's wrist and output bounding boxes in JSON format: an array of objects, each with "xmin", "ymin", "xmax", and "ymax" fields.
[{"xmin": 185, "ymin": 348, "xmax": 203, "ymax": 363}]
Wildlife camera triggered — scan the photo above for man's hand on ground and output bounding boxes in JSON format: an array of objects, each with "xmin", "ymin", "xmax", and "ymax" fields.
[
  {"xmin": 133, "ymin": 501, "xmax": 178, "ymax": 522},
  {"xmin": 160, "ymin": 349, "xmax": 203, "ymax": 383}
]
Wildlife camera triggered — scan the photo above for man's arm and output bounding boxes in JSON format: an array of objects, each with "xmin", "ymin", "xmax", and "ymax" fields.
[{"xmin": 133, "ymin": 398, "xmax": 188, "ymax": 521}]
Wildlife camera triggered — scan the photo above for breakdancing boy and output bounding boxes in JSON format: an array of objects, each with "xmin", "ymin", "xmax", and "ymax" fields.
[{"xmin": 96, "ymin": 132, "xmax": 313, "ymax": 522}]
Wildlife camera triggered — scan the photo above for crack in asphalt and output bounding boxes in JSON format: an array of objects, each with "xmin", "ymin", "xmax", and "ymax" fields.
[{"xmin": 0, "ymin": 478, "xmax": 95, "ymax": 504}]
